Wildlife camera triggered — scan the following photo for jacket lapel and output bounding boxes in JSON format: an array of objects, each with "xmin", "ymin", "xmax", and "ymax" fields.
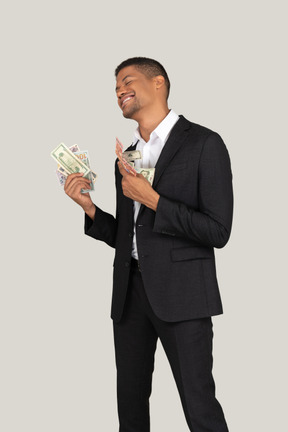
[
  {"xmin": 124, "ymin": 140, "xmax": 139, "ymax": 153},
  {"xmin": 123, "ymin": 142, "xmax": 136, "ymax": 225},
  {"xmin": 153, "ymin": 115, "xmax": 191, "ymax": 188},
  {"xmin": 137, "ymin": 115, "xmax": 191, "ymax": 219}
]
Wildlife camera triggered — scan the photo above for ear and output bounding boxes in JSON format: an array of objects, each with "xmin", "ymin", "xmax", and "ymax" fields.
[{"xmin": 154, "ymin": 75, "xmax": 166, "ymax": 90}]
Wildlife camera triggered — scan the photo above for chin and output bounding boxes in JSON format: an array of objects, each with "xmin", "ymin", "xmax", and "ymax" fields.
[
  {"xmin": 121, "ymin": 100, "xmax": 141, "ymax": 119},
  {"xmin": 122, "ymin": 108, "xmax": 137, "ymax": 120},
  {"xmin": 122, "ymin": 111, "xmax": 131, "ymax": 119}
]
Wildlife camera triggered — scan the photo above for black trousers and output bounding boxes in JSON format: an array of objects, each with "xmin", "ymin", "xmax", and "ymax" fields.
[{"xmin": 113, "ymin": 261, "xmax": 229, "ymax": 432}]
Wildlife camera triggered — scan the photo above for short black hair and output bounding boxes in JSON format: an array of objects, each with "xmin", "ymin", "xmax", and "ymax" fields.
[{"xmin": 115, "ymin": 57, "xmax": 170, "ymax": 99}]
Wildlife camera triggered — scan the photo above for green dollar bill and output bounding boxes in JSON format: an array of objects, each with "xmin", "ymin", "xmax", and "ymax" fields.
[
  {"xmin": 74, "ymin": 150, "xmax": 94, "ymax": 193},
  {"xmin": 51, "ymin": 143, "xmax": 91, "ymax": 176},
  {"xmin": 122, "ymin": 150, "xmax": 142, "ymax": 162},
  {"xmin": 136, "ymin": 168, "xmax": 155, "ymax": 186}
]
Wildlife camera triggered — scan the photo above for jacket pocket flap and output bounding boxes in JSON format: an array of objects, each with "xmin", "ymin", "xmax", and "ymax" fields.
[
  {"xmin": 171, "ymin": 246, "xmax": 213, "ymax": 262},
  {"xmin": 164, "ymin": 162, "xmax": 188, "ymax": 174}
]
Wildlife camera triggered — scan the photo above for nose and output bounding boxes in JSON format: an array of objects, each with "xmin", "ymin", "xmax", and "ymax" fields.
[{"xmin": 117, "ymin": 86, "xmax": 126, "ymax": 99}]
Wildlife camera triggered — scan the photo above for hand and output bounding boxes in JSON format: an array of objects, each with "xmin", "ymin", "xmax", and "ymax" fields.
[
  {"xmin": 118, "ymin": 162, "xmax": 160, "ymax": 211},
  {"xmin": 64, "ymin": 173, "xmax": 96, "ymax": 219}
]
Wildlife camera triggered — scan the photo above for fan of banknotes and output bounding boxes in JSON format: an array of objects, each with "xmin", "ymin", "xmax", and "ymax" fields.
[
  {"xmin": 115, "ymin": 137, "xmax": 155, "ymax": 185},
  {"xmin": 51, "ymin": 138, "xmax": 155, "ymax": 193},
  {"xmin": 51, "ymin": 143, "xmax": 97, "ymax": 193}
]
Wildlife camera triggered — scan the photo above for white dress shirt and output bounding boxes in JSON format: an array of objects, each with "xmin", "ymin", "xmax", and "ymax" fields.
[{"xmin": 131, "ymin": 109, "xmax": 179, "ymax": 259}]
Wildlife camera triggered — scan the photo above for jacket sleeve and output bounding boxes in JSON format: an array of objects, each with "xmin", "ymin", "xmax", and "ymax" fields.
[
  {"xmin": 153, "ymin": 133, "xmax": 233, "ymax": 248},
  {"xmin": 84, "ymin": 161, "xmax": 120, "ymax": 248}
]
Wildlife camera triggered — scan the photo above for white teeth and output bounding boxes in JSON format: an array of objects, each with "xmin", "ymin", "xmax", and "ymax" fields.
[{"xmin": 122, "ymin": 96, "xmax": 133, "ymax": 106}]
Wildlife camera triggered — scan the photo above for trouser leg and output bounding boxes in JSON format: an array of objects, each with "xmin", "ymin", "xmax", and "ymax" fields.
[
  {"xmin": 153, "ymin": 316, "xmax": 229, "ymax": 432},
  {"xmin": 113, "ymin": 269, "xmax": 158, "ymax": 432}
]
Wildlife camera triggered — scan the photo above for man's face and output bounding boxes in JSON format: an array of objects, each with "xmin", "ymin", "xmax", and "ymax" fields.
[{"xmin": 115, "ymin": 66, "xmax": 156, "ymax": 119}]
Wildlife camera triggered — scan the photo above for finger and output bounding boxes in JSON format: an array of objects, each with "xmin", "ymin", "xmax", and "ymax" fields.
[
  {"xmin": 121, "ymin": 157, "xmax": 137, "ymax": 176},
  {"xmin": 66, "ymin": 180, "xmax": 92, "ymax": 197},
  {"xmin": 138, "ymin": 173, "xmax": 148, "ymax": 182},
  {"xmin": 118, "ymin": 161, "xmax": 128, "ymax": 176},
  {"xmin": 128, "ymin": 168, "xmax": 137, "ymax": 177},
  {"xmin": 65, "ymin": 172, "xmax": 84, "ymax": 189},
  {"xmin": 65, "ymin": 178, "xmax": 91, "ymax": 195},
  {"xmin": 118, "ymin": 162, "xmax": 126, "ymax": 176},
  {"xmin": 121, "ymin": 158, "xmax": 137, "ymax": 176},
  {"xmin": 66, "ymin": 174, "xmax": 90, "ymax": 186},
  {"xmin": 65, "ymin": 177, "xmax": 91, "ymax": 194},
  {"xmin": 120, "ymin": 161, "xmax": 134, "ymax": 177},
  {"xmin": 66, "ymin": 177, "xmax": 91, "ymax": 191}
]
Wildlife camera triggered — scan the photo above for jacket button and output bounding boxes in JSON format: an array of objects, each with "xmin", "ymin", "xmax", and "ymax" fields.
[
  {"xmin": 125, "ymin": 261, "xmax": 130, "ymax": 267},
  {"xmin": 128, "ymin": 232, "xmax": 133, "ymax": 238}
]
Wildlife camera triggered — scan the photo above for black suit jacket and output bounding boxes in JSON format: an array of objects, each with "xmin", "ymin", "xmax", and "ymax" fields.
[{"xmin": 85, "ymin": 115, "xmax": 233, "ymax": 323}]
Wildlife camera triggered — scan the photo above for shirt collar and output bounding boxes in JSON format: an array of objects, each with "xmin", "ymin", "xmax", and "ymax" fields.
[{"xmin": 132, "ymin": 109, "xmax": 179, "ymax": 146}]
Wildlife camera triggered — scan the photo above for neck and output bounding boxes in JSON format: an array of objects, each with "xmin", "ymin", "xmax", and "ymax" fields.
[{"xmin": 137, "ymin": 107, "xmax": 170, "ymax": 142}]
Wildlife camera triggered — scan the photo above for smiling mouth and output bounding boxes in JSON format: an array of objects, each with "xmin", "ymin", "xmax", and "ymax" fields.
[{"xmin": 121, "ymin": 95, "xmax": 134, "ymax": 108}]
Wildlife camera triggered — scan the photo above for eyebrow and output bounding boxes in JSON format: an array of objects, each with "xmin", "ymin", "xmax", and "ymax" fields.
[{"xmin": 115, "ymin": 75, "xmax": 134, "ymax": 91}]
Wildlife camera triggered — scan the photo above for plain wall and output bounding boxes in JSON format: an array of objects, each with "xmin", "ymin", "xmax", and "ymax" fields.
[{"xmin": 1, "ymin": 1, "xmax": 287, "ymax": 430}]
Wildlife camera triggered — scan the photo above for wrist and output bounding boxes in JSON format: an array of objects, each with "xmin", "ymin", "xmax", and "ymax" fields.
[
  {"xmin": 83, "ymin": 203, "xmax": 96, "ymax": 220},
  {"xmin": 147, "ymin": 191, "xmax": 160, "ymax": 212}
]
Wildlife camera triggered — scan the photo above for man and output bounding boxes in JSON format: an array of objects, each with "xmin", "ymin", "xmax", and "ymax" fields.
[{"xmin": 64, "ymin": 57, "xmax": 233, "ymax": 432}]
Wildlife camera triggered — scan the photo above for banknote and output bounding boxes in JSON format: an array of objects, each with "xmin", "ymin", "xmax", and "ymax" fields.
[
  {"xmin": 69, "ymin": 144, "xmax": 80, "ymax": 153},
  {"xmin": 115, "ymin": 138, "xmax": 155, "ymax": 184},
  {"xmin": 57, "ymin": 165, "xmax": 68, "ymax": 177},
  {"xmin": 53, "ymin": 143, "xmax": 97, "ymax": 192},
  {"xmin": 56, "ymin": 144, "xmax": 81, "ymax": 183},
  {"xmin": 56, "ymin": 169, "xmax": 67, "ymax": 186},
  {"xmin": 136, "ymin": 168, "xmax": 155, "ymax": 185},
  {"xmin": 90, "ymin": 171, "xmax": 97, "ymax": 183},
  {"xmin": 122, "ymin": 157, "xmax": 137, "ymax": 176},
  {"xmin": 116, "ymin": 139, "xmax": 142, "ymax": 163},
  {"xmin": 57, "ymin": 163, "xmax": 97, "ymax": 185},
  {"xmin": 122, "ymin": 150, "xmax": 142, "ymax": 162},
  {"xmin": 116, "ymin": 137, "xmax": 123, "ymax": 151},
  {"xmin": 51, "ymin": 143, "xmax": 91, "ymax": 176},
  {"xmin": 57, "ymin": 143, "xmax": 79, "ymax": 169},
  {"xmin": 115, "ymin": 137, "xmax": 137, "ymax": 176},
  {"xmin": 115, "ymin": 137, "xmax": 124, "ymax": 161},
  {"xmin": 74, "ymin": 150, "xmax": 94, "ymax": 193}
]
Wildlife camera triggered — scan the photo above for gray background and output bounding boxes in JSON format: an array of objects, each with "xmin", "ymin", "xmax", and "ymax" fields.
[{"xmin": 1, "ymin": 0, "xmax": 287, "ymax": 430}]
